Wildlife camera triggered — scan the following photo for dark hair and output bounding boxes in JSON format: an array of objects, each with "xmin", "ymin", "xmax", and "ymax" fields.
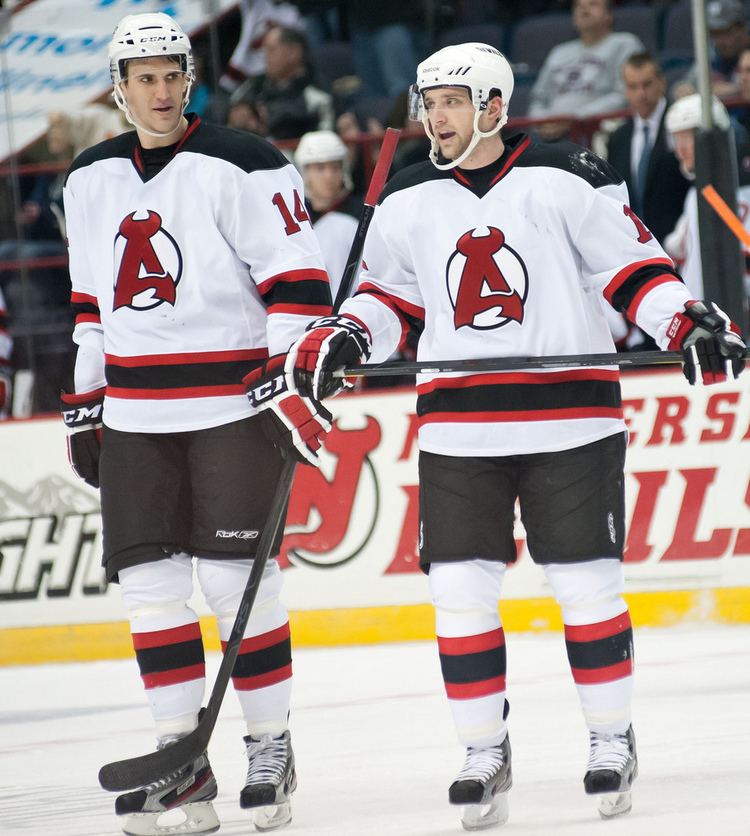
[
  {"xmin": 573, "ymin": 0, "xmax": 613, "ymax": 12},
  {"xmin": 270, "ymin": 26, "xmax": 308, "ymax": 57},
  {"xmin": 623, "ymin": 51, "xmax": 663, "ymax": 76}
]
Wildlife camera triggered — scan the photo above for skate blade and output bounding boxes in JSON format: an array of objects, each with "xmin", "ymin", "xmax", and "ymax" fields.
[
  {"xmin": 597, "ymin": 789, "xmax": 632, "ymax": 819},
  {"xmin": 253, "ymin": 801, "xmax": 292, "ymax": 832},
  {"xmin": 460, "ymin": 793, "xmax": 509, "ymax": 831},
  {"xmin": 121, "ymin": 801, "xmax": 220, "ymax": 836}
]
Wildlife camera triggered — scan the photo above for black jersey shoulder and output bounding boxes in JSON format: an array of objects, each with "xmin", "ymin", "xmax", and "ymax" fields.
[
  {"xmin": 516, "ymin": 139, "xmax": 624, "ymax": 189},
  {"xmin": 378, "ymin": 160, "xmax": 451, "ymax": 205},
  {"xmin": 181, "ymin": 121, "xmax": 290, "ymax": 174},
  {"xmin": 65, "ymin": 130, "xmax": 136, "ymax": 183}
]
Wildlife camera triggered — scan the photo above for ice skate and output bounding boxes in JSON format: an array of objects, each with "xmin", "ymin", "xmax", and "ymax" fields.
[
  {"xmin": 240, "ymin": 729, "xmax": 297, "ymax": 832},
  {"xmin": 449, "ymin": 735, "xmax": 512, "ymax": 831},
  {"xmin": 115, "ymin": 744, "xmax": 218, "ymax": 836},
  {"xmin": 584, "ymin": 725, "xmax": 638, "ymax": 819}
]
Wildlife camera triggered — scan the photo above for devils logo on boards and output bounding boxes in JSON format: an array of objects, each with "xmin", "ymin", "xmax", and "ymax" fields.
[
  {"xmin": 112, "ymin": 210, "xmax": 182, "ymax": 311},
  {"xmin": 447, "ymin": 226, "xmax": 528, "ymax": 330}
]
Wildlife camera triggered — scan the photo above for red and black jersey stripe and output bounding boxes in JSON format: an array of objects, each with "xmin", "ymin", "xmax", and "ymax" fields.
[
  {"xmin": 71, "ymin": 291, "xmax": 101, "ymax": 327},
  {"xmin": 564, "ymin": 612, "xmax": 634, "ymax": 685},
  {"xmin": 225, "ymin": 622, "xmax": 292, "ymax": 691},
  {"xmin": 355, "ymin": 282, "xmax": 425, "ymax": 346},
  {"xmin": 437, "ymin": 628, "xmax": 506, "ymax": 700},
  {"xmin": 105, "ymin": 348, "xmax": 268, "ymax": 399},
  {"xmin": 604, "ymin": 258, "xmax": 681, "ymax": 321},
  {"xmin": 417, "ymin": 369, "xmax": 622, "ymax": 425},
  {"xmin": 132, "ymin": 622, "xmax": 206, "ymax": 689},
  {"xmin": 256, "ymin": 268, "xmax": 332, "ymax": 317}
]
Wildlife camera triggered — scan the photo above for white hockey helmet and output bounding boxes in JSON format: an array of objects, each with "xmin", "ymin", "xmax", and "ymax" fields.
[
  {"xmin": 295, "ymin": 130, "xmax": 352, "ymax": 190},
  {"xmin": 109, "ymin": 13, "xmax": 195, "ymax": 135},
  {"xmin": 408, "ymin": 42, "xmax": 514, "ymax": 170},
  {"xmin": 665, "ymin": 93, "xmax": 730, "ymax": 134}
]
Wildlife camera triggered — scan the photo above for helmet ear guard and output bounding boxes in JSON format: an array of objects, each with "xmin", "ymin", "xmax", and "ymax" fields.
[{"xmin": 411, "ymin": 43, "xmax": 515, "ymax": 170}]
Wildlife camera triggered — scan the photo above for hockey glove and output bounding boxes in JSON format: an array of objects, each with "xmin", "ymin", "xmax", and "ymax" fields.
[
  {"xmin": 244, "ymin": 355, "xmax": 332, "ymax": 467},
  {"xmin": 60, "ymin": 387, "xmax": 105, "ymax": 488},
  {"xmin": 289, "ymin": 315, "xmax": 372, "ymax": 400},
  {"xmin": 665, "ymin": 300, "xmax": 746, "ymax": 385}
]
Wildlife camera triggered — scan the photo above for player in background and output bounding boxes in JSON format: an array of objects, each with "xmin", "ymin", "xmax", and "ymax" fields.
[
  {"xmin": 295, "ymin": 130, "xmax": 362, "ymax": 301},
  {"xmin": 60, "ymin": 13, "xmax": 331, "ymax": 835},
  {"xmin": 284, "ymin": 43, "xmax": 747, "ymax": 829},
  {"xmin": 663, "ymin": 93, "xmax": 750, "ymax": 300}
]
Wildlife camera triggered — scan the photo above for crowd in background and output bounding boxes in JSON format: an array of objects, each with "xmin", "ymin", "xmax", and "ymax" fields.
[{"xmin": 2, "ymin": 0, "xmax": 750, "ymax": 416}]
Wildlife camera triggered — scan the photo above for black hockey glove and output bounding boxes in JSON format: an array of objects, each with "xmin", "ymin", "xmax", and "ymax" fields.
[
  {"xmin": 665, "ymin": 300, "xmax": 746, "ymax": 385},
  {"xmin": 289, "ymin": 315, "xmax": 372, "ymax": 400},
  {"xmin": 243, "ymin": 355, "xmax": 332, "ymax": 467},
  {"xmin": 60, "ymin": 387, "xmax": 105, "ymax": 488}
]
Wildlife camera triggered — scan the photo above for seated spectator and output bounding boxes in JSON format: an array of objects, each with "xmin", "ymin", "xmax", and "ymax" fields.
[
  {"xmin": 232, "ymin": 26, "xmax": 334, "ymax": 140},
  {"xmin": 528, "ymin": 0, "xmax": 643, "ymax": 141},
  {"xmin": 295, "ymin": 130, "xmax": 362, "ymax": 300},
  {"xmin": 606, "ymin": 53, "xmax": 691, "ymax": 245},
  {"xmin": 0, "ymin": 286, "xmax": 11, "ymax": 419},
  {"xmin": 733, "ymin": 46, "xmax": 750, "ymax": 133},
  {"xmin": 226, "ymin": 96, "xmax": 268, "ymax": 137},
  {"xmin": 676, "ymin": 0, "xmax": 750, "ymax": 100},
  {"xmin": 663, "ymin": 93, "xmax": 750, "ymax": 299},
  {"xmin": 220, "ymin": 0, "xmax": 302, "ymax": 93}
]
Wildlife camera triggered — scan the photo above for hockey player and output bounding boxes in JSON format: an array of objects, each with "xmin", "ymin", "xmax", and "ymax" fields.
[
  {"xmin": 284, "ymin": 43, "xmax": 747, "ymax": 829},
  {"xmin": 295, "ymin": 130, "xmax": 361, "ymax": 301},
  {"xmin": 60, "ymin": 13, "xmax": 332, "ymax": 835},
  {"xmin": 663, "ymin": 93, "xmax": 750, "ymax": 299}
]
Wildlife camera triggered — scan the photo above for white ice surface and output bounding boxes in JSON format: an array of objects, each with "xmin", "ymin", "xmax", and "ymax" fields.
[{"xmin": 1, "ymin": 624, "xmax": 749, "ymax": 835}]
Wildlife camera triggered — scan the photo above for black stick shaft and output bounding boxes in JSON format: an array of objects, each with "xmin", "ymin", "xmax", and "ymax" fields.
[{"xmin": 334, "ymin": 348, "xmax": 750, "ymax": 378}]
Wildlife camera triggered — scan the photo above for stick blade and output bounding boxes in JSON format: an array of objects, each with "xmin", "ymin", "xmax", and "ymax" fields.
[{"xmin": 98, "ymin": 724, "xmax": 208, "ymax": 791}]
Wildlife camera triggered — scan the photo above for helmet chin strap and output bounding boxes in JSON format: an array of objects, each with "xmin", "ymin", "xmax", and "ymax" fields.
[
  {"xmin": 423, "ymin": 106, "xmax": 506, "ymax": 171},
  {"xmin": 113, "ymin": 80, "xmax": 193, "ymax": 140}
]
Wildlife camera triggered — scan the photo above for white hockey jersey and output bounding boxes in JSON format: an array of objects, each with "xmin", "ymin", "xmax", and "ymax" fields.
[
  {"xmin": 308, "ymin": 192, "xmax": 361, "ymax": 299},
  {"xmin": 340, "ymin": 134, "xmax": 693, "ymax": 457},
  {"xmin": 664, "ymin": 184, "xmax": 750, "ymax": 298},
  {"xmin": 64, "ymin": 116, "xmax": 331, "ymax": 433}
]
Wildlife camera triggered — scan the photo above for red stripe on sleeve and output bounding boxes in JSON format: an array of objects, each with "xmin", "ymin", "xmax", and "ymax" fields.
[
  {"xmin": 603, "ymin": 258, "xmax": 674, "ymax": 304},
  {"xmin": 256, "ymin": 268, "xmax": 330, "ymax": 295},
  {"xmin": 71, "ymin": 291, "xmax": 99, "ymax": 307},
  {"xmin": 266, "ymin": 303, "xmax": 333, "ymax": 317},
  {"xmin": 626, "ymin": 274, "xmax": 682, "ymax": 321},
  {"xmin": 437, "ymin": 628, "xmax": 505, "ymax": 656},
  {"xmin": 564, "ymin": 612, "xmax": 632, "ymax": 643}
]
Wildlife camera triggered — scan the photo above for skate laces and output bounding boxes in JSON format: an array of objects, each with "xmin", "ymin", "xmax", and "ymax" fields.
[
  {"xmin": 456, "ymin": 743, "xmax": 505, "ymax": 783},
  {"xmin": 587, "ymin": 731, "xmax": 631, "ymax": 773},
  {"xmin": 245, "ymin": 733, "xmax": 288, "ymax": 785},
  {"xmin": 140, "ymin": 736, "xmax": 193, "ymax": 794}
]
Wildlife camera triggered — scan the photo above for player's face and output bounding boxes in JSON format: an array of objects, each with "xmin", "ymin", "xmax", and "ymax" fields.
[
  {"xmin": 738, "ymin": 50, "xmax": 750, "ymax": 100},
  {"xmin": 423, "ymin": 88, "xmax": 477, "ymax": 160},
  {"xmin": 121, "ymin": 56, "xmax": 188, "ymax": 137},
  {"xmin": 304, "ymin": 161, "xmax": 346, "ymax": 204},
  {"xmin": 623, "ymin": 63, "xmax": 665, "ymax": 119},
  {"xmin": 672, "ymin": 129, "xmax": 695, "ymax": 176}
]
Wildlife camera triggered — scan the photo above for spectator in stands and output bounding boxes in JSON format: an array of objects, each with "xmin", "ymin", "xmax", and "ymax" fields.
[
  {"xmin": 345, "ymin": 1, "xmax": 426, "ymax": 98},
  {"xmin": 295, "ymin": 130, "xmax": 362, "ymax": 299},
  {"xmin": 231, "ymin": 26, "xmax": 334, "ymax": 141},
  {"xmin": 733, "ymin": 46, "xmax": 750, "ymax": 133},
  {"xmin": 677, "ymin": 0, "xmax": 750, "ymax": 100},
  {"xmin": 0, "ymin": 286, "xmax": 11, "ymax": 419},
  {"xmin": 220, "ymin": 0, "xmax": 302, "ymax": 93},
  {"xmin": 607, "ymin": 53, "xmax": 691, "ymax": 245},
  {"xmin": 528, "ymin": 0, "xmax": 643, "ymax": 141},
  {"xmin": 227, "ymin": 96, "xmax": 269, "ymax": 137}
]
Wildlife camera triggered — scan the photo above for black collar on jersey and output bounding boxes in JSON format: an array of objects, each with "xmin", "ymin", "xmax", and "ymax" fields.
[
  {"xmin": 452, "ymin": 132, "xmax": 531, "ymax": 197},
  {"xmin": 132, "ymin": 113, "xmax": 201, "ymax": 183}
]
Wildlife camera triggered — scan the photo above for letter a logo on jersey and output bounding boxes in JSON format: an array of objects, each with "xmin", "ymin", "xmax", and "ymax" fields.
[
  {"xmin": 447, "ymin": 226, "xmax": 528, "ymax": 330},
  {"xmin": 113, "ymin": 210, "xmax": 182, "ymax": 311}
]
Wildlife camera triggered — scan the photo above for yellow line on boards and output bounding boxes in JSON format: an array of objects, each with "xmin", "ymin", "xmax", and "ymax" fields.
[{"xmin": 2, "ymin": 588, "xmax": 749, "ymax": 667}]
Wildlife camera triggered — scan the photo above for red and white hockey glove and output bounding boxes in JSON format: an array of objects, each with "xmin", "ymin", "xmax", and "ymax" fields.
[
  {"xmin": 666, "ymin": 300, "xmax": 746, "ymax": 385},
  {"xmin": 289, "ymin": 315, "xmax": 372, "ymax": 400},
  {"xmin": 60, "ymin": 387, "xmax": 105, "ymax": 488},
  {"xmin": 244, "ymin": 355, "xmax": 332, "ymax": 467}
]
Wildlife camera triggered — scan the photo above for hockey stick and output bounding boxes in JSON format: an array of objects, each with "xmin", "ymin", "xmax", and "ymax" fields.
[
  {"xmin": 701, "ymin": 184, "xmax": 750, "ymax": 248},
  {"xmin": 98, "ymin": 127, "xmax": 402, "ymax": 793},
  {"xmin": 332, "ymin": 347, "xmax": 750, "ymax": 378}
]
